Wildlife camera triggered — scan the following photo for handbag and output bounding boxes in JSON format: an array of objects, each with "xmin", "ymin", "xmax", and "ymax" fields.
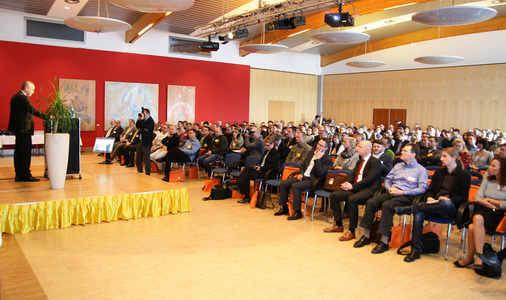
[
  {"xmin": 249, "ymin": 191, "xmax": 259, "ymax": 208},
  {"xmin": 475, "ymin": 243, "xmax": 502, "ymax": 278},
  {"xmin": 282, "ymin": 166, "xmax": 300, "ymax": 180},
  {"xmin": 389, "ymin": 223, "xmax": 412, "ymax": 248},
  {"xmin": 169, "ymin": 170, "xmax": 184, "ymax": 182},
  {"xmin": 202, "ymin": 177, "xmax": 221, "ymax": 192},
  {"xmin": 256, "ymin": 191, "xmax": 274, "ymax": 209},
  {"xmin": 323, "ymin": 173, "xmax": 348, "ymax": 192},
  {"xmin": 397, "ymin": 232, "xmax": 440, "ymax": 255},
  {"xmin": 202, "ymin": 185, "xmax": 230, "ymax": 200}
]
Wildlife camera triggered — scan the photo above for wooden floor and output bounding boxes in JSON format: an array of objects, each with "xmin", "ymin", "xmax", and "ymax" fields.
[{"xmin": 0, "ymin": 153, "xmax": 504, "ymax": 299}]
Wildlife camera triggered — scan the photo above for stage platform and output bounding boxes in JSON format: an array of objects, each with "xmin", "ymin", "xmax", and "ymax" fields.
[{"xmin": 0, "ymin": 152, "xmax": 191, "ymax": 235}]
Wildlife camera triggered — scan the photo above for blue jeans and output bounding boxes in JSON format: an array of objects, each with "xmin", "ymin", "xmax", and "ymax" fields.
[
  {"xmin": 198, "ymin": 154, "xmax": 220, "ymax": 176},
  {"xmin": 412, "ymin": 200, "xmax": 456, "ymax": 253}
]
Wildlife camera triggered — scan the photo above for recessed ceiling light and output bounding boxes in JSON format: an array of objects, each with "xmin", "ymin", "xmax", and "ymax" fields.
[
  {"xmin": 384, "ymin": 19, "xmax": 395, "ymax": 24},
  {"xmin": 64, "ymin": 0, "xmax": 80, "ymax": 4},
  {"xmin": 65, "ymin": 6, "xmax": 70, "ymax": 9}
]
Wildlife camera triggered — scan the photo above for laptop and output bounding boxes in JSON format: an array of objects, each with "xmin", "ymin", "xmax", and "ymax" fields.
[{"xmin": 93, "ymin": 138, "xmax": 115, "ymax": 153}]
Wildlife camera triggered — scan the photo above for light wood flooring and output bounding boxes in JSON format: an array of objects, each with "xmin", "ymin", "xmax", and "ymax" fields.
[{"xmin": 0, "ymin": 153, "xmax": 504, "ymax": 299}]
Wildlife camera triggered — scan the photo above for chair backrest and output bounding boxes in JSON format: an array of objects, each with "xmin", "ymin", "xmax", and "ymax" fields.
[
  {"xmin": 244, "ymin": 155, "xmax": 261, "ymax": 168},
  {"xmin": 330, "ymin": 169, "xmax": 352, "ymax": 176},
  {"xmin": 224, "ymin": 153, "xmax": 241, "ymax": 167},
  {"xmin": 425, "ymin": 166, "xmax": 443, "ymax": 171},
  {"xmin": 466, "ymin": 170, "xmax": 483, "ymax": 180},
  {"xmin": 468, "ymin": 185, "xmax": 480, "ymax": 202}
]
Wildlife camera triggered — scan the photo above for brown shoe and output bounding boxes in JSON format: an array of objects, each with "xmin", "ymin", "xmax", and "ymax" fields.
[
  {"xmin": 323, "ymin": 225, "xmax": 344, "ymax": 233},
  {"xmin": 339, "ymin": 231, "xmax": 356, "ymax": 241}
]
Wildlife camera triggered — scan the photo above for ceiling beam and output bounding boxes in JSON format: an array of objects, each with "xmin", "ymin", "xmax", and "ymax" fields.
[
  {"xmin": 321, "ymin": 16, "xmax": 506, "ymax": 67},
  {"xmin": 126, "ymin": 12, "xmax": 172, "ymax": 44},
  {"xmin": 240, "ymin": 0, "xmax": 438, "ymax": 47}
]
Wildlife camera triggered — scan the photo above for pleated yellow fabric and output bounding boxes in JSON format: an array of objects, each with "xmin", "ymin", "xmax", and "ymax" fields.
[{"xmin": 0, "ymin": 189, "xmax": 191, "ymax": 234}]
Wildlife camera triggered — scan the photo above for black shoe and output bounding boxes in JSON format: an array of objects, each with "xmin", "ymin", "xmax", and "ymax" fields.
[
  {"xmin": 99, "ymin": 161, "xmax": 112, "ymax": 165},
  {"xmin": 120, "ymin": 163, "xmax": 128, "ymax": 166},
  {"xmin": 404, "ymin": 251, "xmax": 421, "ymax": 262},
  {"xmin": 372, "ymin": 242, "xmax": 389, "ymax": 254},
  {"xmin": 274, "ymin": 206, "xmax": 289, "ymax": 216},
  {"xmin": 287, "ymin": 211, "xmax": 303, "ymax": 220},
  {"xmin": 395, "ymin": 206, "xmax": 412, "ymax": 215},
  {"xmin": 354, "ymin": 236, "xmax": 371, "ymax": 248},
  {"xmin": 126, "ymin": 164, "xmax": 135, "ymax": 167},
  {"xmin": 476, "ymin": 252, "xmax": 501, "ymax": 268},
  {"xmin": 161, "ymin": 177, "xmax": 170, "ymax": 182},
  {"xmin": 21, "ymin": 177, "xmax": 40, "ymax": 182},
  {"xmin": 15, "ymin": 176, "xmax": 21, "ymax": 182},
  {"xmin": 97, "ymin": 153, "xmax": 103, "ymax": 157},
  {"xmin": 238, "ymin": 197, "xmax": 250, "ymax": 203}
]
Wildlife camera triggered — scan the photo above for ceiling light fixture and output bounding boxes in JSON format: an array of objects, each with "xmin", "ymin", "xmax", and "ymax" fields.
[
  {"xmin": 345, "ymin": 32, "xmax": 386, "ymax": 68},
  {"xmin": 412, "ymin": 6, "xmax": 497, "ymax": 26},
  {"xmin": 309, "ymin": 32, "xmax": 370, "ymax": 45},
  {"xmin": 414, "ymin": 55, "xmax": 464, "ymax": 64},
  {"xmin": 65, "ymin": 0, "xmax": 80, "ymax": 4},
  {"xmin": 138, "ymin": 24, "xmax": 154, "ymax": 36},
  {"xmin": 109, "ymin": 0, "xmax": 194, "ymax": 13},
  {"xmin": 65, "ymin": 0, "xmax": 132, "ymax": 33}
]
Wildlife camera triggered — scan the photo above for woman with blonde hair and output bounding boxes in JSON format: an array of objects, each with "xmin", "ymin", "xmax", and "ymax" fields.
[{"xmin": 453, "ymin": 138, "xmax": 471, "ymax": 170}]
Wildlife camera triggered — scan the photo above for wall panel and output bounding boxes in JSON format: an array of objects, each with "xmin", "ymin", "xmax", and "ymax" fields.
[
  {"xmin": 323, "ymin": 64, "xmax": 506, "ymax": 130},
  {"xmin": 250, "ymin": 69, "xmax": 317, "ymax": 125}
]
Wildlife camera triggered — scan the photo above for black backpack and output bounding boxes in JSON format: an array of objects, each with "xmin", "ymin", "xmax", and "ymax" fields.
[{"xmin": 202, "ymin": 185, "xmax": 231, "ymax": 200}]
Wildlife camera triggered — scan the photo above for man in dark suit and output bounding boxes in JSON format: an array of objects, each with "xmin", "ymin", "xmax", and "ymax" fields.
[
  {"xmin": 237, "ymin": 136, "xmax": 280, "ymax": 203},
  {"xmin": 273, "ymin": 133, "xmax": 290, "ymax": 164},
  {"xmin": 392, "ymin": 131, "xmax": 409, "ymax": 155},
  {"xmin": 324, "ymin": 141, "xmax": 382, "ymax": 242},
  {"xmin": 275, "ymin": 138, "xmax": 333, "ymax": 220},
  {"xmin": 372, "ymin": 139, "xmax": 394, "ymax": 177},
  {"xmin": 136, "ymin": 108, "xmax": 155, "ymax": 175},
  {"xmin": 8, "ymin": 81, "xmax": 45, "ymax": 182},
  {"xmin": 110, "ymin": 120, "xmax": 124, "ymax": 143}
]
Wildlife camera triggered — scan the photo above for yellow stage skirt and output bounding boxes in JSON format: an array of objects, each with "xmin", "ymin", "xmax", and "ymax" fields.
[{"xmin": 0, "ymin": 189, "xmax": 191, "ymax": 234}]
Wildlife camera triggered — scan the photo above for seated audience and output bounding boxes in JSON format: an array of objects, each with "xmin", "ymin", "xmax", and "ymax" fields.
[
  {"xmin": 161, "ymin": 129, "xmax": 200, "ymax": 182},
  {"xmin": 418, "ymin": 136, "xmax": 443, "ymax": 167},
  {"xmin": 329, "ymin": 134, "xmax": 341, "ymax": 155},
  {"xmin": 200, "ymin": 126, "xmax": 214, "ymax": 151},
  {"xmin": 440, "ymin": 130, "xmax": 455, "ymax": 149},
  {"xmin": 324, "ymin": 141, "xmax": 382, "ymax": 242},
  {"xmin": 237, "ymin": 136, "xmax": 280, "ymax": 203},
  {"xmin": 392, "ymin": 130, "xmax": 409, "ymax": 155},
  {"xmin": 123, "ymin": 124, "xmax": 141, "ymax": 168},
  {"xmin": 156, "ymin": 125, "xmax": 180, "ymax": 169},
  {"xmin": 283, "ymin": 127, "xmax": 297, "ymax": 148},
  {"xmin": 229, "ymin": 128, "xmax": 244, "ymax": 150},
  {"xmin": 455, "ymin": 157, "xmax": 506, "ymax": 269},
  {"xmin": 371, "ymin": 139, "xmax": 394, "ymax": 177},
  {"xmin": 198, "ymin": 126, "xmax": 228, "ymax": 176},
  {"xmin": 470, "ymin": 138, "xmax": 494, "ymax": 171},
  {"xmin": 239, "ymin": 127, "xmax": 265, "ymax": 158},
  {"xmin": 467, "ymin": 134, "xmax": 479, "ymax": 153},
  {"xmin": 354, "ymin": 143, "xmax": 428, "ymax": 254},
  {"xmin": 381, "ymin": 137, "xmax": 395, "ymax": 159},
  {"xmin": 274, "ymin": 139, "xmax": 333, "ymax": 220},
  {"xmin": 285, "ymin": 132, "xmax": 311, "ymax": 165},
  {"xmin": 101, "ymin": 119, "xmax": 134, "ymax": 164},
  {"xmin": 395, "ymin": 147, "xmax": 471, "ymax": 262},
  {"xmin": 332, "ymin": 137, "xmax": 359, "ymax": 171},
  {"xmin": 496, "ymin": 143, "xmax": 506, "ymax": 158},
  {"xmin": 453, "ymin": 138, "xmax": 471, "ymax": 170},
  {"xmin": 272, "ymin": 133, "xmax": 289, "ymax": 164}
]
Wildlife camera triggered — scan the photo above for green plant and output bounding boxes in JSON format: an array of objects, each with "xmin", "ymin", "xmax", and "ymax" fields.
[{"xmin": 38, "ymin": 78, "xmax": 75, "ymax": 133}]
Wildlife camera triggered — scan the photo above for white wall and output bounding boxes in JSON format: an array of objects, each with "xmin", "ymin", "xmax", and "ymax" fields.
[
  {"xmin": 0, "ymin": 9, "xmax": 322, "ymax": 75},
  {"xmin": 322, "ymin": 30, "xmax": 506, "ymax": 75}
]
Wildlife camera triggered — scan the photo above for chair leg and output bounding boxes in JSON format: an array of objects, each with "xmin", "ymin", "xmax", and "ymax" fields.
[
  {"xmin": 303, "ymin": 191, "xmax": 309, "ymax": 219},
  {"xmin": 502, "ymin": 236, "xmax": 505, "ymax": 250},
  {"xmin": 400, "ymin": 214, "xmax": 407, "ymax": 246},
  {"xmin": 459, "ymin": 228, "xmax": 466, "ymax": 260},
  {"xmin": 445, "ymin": 224, "xmax": 452, "ymax": 261},
  {"xmin": 491, "ymin": 235, "xmax": 496, "ymax": 247},
  {"xmin": 311, "ymin": 195, "xmax": 317, "ymax": 221}
]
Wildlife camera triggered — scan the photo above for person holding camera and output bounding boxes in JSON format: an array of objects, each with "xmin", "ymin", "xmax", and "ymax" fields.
[{"xmin": 136, "ymin": 108, "xmax": 155, "ymax": 175}]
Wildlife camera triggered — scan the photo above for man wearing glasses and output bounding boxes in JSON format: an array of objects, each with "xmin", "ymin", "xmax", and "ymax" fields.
[{"xmin": 275, "ymin": 139, "xmax": 333, "ymax": 220}]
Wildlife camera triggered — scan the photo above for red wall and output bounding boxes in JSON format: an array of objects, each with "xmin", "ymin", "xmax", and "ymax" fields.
[{"xmin": 0, "ymin": 41, "xmax": 250, "ymax": 147}]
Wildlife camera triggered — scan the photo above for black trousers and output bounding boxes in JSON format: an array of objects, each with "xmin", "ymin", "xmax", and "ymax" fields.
[
  {"xmin": 329, "ymin": 188, "xmax": 375, "ymax": 228},
  {"xmin": 237, "ymin": 166, "xmax": 265, "ymax": 197},
  {"xmin": 14, "ymin": 133, "xmax": 33, "ymax": 179},
  {"xmin": 124, "ymin": 144, "xmax": 137, "ymax": 165},
  {"xmin": 164, "ymin": 148, "xmax": 190, "ymax": 177},
  {"xmin": 136, "ymin": 143, "xmax": 152, "ymax": 175},
  {"xmin": 359, "ymin": 192, "xmax": 414, "ymax": 238},
  {"xmin": 279, "ymin": 177, "xmax": 312, "ymax": 211}
]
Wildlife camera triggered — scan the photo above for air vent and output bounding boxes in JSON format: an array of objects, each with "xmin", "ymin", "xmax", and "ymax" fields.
[
  {"xmin": 26, "ymin": 18, "xmax": 84, "ymax": 42},
  {"xmin": 169, "ymin": 36, "xmax": 212, "ymax": 57}
]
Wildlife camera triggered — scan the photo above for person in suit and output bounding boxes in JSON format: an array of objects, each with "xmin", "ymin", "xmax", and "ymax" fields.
[
  {"xmin": 198, "ymin": 126, "xmax": 228, "ymax": 176},
  {"xmin": 395, "ymin": 147, "xmax": 471, "ymax": 262},
  {"xmin": 392, "ymin": 131, "xmax": 409, "ymax": 155},
  {"xmin": 161, "ymin": 129, "xmax": 200, "ymax": 182},
  {"xmin": 275, "ymin": 138, "xmax": 333, "ymax": 220},
  {"xmin": 110, "ymin": 119, "xmax": 124, "ymax": 143},
  {"xmin": 136, "ymin": 108, "xmax": 155, "ymax": 175},
  {"xmin": 101, "ymin": 119, "xmax": 135, "ymax": 164},
  {"xmin": 354, "ymin": 143, "xmax": 428, "ymax": 254},
  {"xmin": 272, "ymin": 133, "xmax": 289, "ymax": 164},
  {"xmin": 372, "ymin": 139, "xmax": 394, "ymax": 177},
  {"xmin": 8, "ymin": 81, "xmax": 45, "ymax": 182},
  {"xmin": 324, "ymin": 141, "xmax": 383, "ymax": 242},
  {"xmin": 418, "ymin": 136, "xmax": 443, "ymax": 167},
  {"xmin": 237, "ymin": 136, "xmax": 280, "ymax": 203}
]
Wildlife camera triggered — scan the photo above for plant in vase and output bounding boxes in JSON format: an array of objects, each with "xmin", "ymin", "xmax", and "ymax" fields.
[{"xmin": 38, "ymin": 78, "xmax": 75, "ymax": 189}]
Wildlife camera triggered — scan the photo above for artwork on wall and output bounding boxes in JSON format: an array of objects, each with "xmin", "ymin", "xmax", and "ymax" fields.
[
  {"xmin": 167, "ymin": 85, "xmax": 195, "ymax": 124},
  {"xmin": 104, "ymin": 82, "xmax": 159, "ymax": 126},
  {"xmin": 60, "ymin": 79, "xmax": 96, "ymax": 131}
]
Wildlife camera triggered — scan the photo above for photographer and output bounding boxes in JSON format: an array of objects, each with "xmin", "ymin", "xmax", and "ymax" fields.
[{"xmin": 136, "ymin": 108, "xmax": 155, "ymax": 175}]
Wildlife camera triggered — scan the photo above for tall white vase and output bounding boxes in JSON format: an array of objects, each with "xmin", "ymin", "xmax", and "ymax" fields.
[{"xmin": 45, "ymin": 133, "xmax": 70, "ymax": 190}]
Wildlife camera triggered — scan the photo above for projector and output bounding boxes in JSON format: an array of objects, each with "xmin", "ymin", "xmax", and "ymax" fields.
[
  {"xmin": 325, "ymin": 12, "xmax": 354, "ymax": 27},
  {"xmin": 200, "ymin": 41, "xmax": 219, "ymax": 52}
]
